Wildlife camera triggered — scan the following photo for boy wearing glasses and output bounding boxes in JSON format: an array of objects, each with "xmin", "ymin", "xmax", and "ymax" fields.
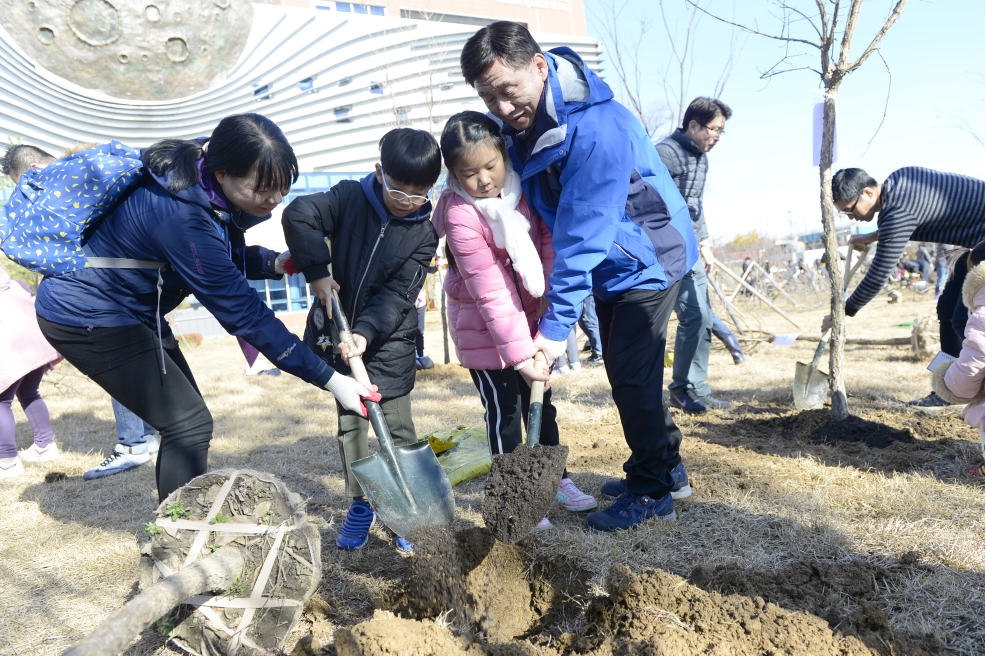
[{"xmin": 282, "ymin": 128, "xmax": 440, "ymax": 550}]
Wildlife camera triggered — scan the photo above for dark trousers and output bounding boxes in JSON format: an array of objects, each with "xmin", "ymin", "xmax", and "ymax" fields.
[
  {"xmin": 415, "ymin": 305, "xmax": 426, "ymax": 357},
  {"xmin": 595, "ymin": 284, "xmax": 684, "ymax": 499},
  {"xmin": 469, "ymin": 368, "xmax": 563, "ymax": 469},
  {"xmin": 38, "ymin": 318, "xmax": 213, "ymax": 502},
  {"xmin": 938, "ymin": 254, "xmax": 970, "ymax": 357}
]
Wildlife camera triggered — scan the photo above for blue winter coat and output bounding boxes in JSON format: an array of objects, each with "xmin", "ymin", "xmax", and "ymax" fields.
[
  {"xmin": 35, "ymin": 170, "xmax": 334, "ymax": 386},
  {"xmin": 502, "ymin": 48, "xmax": 698, "ymax": 341}
]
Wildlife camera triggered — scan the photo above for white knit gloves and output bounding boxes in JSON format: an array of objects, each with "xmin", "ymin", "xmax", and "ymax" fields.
[
  {"xmin": 324, "ymin": 372, "xmax": 381, "ymax": 416},
  {"xmin": 533, "ymin": 333, "xmax": 568, "ymax": 362}
]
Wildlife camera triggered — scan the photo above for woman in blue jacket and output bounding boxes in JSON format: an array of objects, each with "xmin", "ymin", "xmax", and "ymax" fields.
[{"xmin": 35, "ymin": 114, "xmax": 379, "ymax": 501}]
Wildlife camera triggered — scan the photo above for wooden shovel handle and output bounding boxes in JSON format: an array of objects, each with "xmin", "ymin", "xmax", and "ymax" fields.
[
  {"xmin": 530, "ymin": 351, "xmax": 547, "ymax": 404},
  {"xmin": 330, "ymin": 289, "xmax": 371, "ymax": 387}
]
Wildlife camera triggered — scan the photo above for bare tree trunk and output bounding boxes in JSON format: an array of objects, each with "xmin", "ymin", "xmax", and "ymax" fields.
[
  {"xmin": 65, "ymin": 547, "xmax": 246, "ymax": 656},
  {"xmin": 441, "ymin": 286, "xmax": 450, "ymax": 365},
  {"xmin": 818, "ymin": 89, "xmax": 849, "ymax": 421}
]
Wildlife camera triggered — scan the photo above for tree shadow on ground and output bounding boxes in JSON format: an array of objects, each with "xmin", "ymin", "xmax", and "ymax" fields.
[{"xmin": 674, "ymin": 401, "xmax": 983, "ymax": 482}]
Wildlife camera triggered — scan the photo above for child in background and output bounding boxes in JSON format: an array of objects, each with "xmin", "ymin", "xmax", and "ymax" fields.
[
  {"xmin": 433, "ymin": 111, "xmax": 597, "ymax": 526},
  {"xmin": 0, "ymin": 268, "xmax": 61, "ymax": 477},
  {"xmin": 931, "ymin": 242, "xmax": 984, "ymax": 475},
  {"xmin": 282, "ymin": 128, "xmax": 440, "ymax": 550}
]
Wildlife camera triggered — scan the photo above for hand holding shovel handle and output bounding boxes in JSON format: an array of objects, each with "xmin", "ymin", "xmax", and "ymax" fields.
[{"xmin": 527, "ymin": 351, "xmax": 547, "ymax": 447}]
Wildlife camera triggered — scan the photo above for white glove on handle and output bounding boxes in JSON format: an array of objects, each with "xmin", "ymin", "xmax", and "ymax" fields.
[
  {"xmin": 324, "ymin": 372, "xmax": 381, "ymax": 417},
  {"xmin": 533, "ymin": 333, "xmax": 568, "ymax": 362}
]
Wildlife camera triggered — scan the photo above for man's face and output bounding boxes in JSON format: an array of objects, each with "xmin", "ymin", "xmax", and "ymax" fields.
[
  {"xmin": 683, "ymin": 114, "xmax": 725, "ymax": 153},
  {"xmin": 834, "ymin": 186, "xmax": 879, "ymax": 222},
  {"xmin": 474, "ymin": 55, "xmax": 549, "ymax": 131}
]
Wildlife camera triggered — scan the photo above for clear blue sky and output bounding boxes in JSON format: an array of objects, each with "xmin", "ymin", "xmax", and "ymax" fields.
[{"xmin": 583, "ymin": 0, "xmax": 986, "ymax": 244}]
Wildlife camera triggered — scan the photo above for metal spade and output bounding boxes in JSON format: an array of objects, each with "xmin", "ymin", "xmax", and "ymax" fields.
[{"xmin": 330, "ymin": 290, "xmax": 455, "ymax": 537}]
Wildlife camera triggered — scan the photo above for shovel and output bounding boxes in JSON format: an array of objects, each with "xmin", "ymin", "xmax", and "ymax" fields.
[
  {"xmin": 481, "ymin": 352, "xmax": 569, "ymax": 544},
  {"xmin": 329, "ymin": 290, "xmax": 455, "ymax": 538},
  {"xmin": 793, "ymin": 247, "xmax": 869, "ymax": 410}
]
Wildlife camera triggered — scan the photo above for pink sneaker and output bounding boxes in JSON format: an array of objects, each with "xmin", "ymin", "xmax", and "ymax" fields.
[
  {"xmin": 532, "ymin": 517, "xmax": 552, "ymax": 532},
  {"xmin": 19, "ymin": 443, "xmax": 60, "ymax": 462},
  {"xmin": 557, "ymin": 478, "xmax": 598, "ymax": 512}
]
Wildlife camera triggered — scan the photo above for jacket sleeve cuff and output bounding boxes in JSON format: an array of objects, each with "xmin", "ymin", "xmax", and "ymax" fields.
[
  {"xmin": 312, "ymin": 362, "xmax": 334, "ymax": 388},
  {"xmin": 845, "ymin": 303, "xmax": 858, "ymax": 318},
  {"xmin": 513, "ymin": 358, "xmax": 535, "ymax": 371},
  {"xmin": 351, "ymin": 322, "xmax": 380, "ymax": 346},
  {"xmin": 302, "ymin": 263, "xmax": 331, "ymax": 283},
  {"xmin": 930, "ymin": 358, "xmax": 974, "ymax": 405}
]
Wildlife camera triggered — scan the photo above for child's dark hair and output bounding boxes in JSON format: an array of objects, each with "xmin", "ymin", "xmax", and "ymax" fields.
[
  {"xmin": 379, "ymin": 128, "xmax": 442, "ymax": 188},
  {"xmin": 440, "ymin": 111, "xmax": 508, "ymax": 174},
  {"xmin": 142, "ymin": 113, "xmax": 299, "ymax": 194}
]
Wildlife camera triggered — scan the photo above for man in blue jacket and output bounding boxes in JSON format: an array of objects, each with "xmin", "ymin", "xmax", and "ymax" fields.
[{"xmin": 461, "ymin": 22, "xmax": 699, "ymax": 531}]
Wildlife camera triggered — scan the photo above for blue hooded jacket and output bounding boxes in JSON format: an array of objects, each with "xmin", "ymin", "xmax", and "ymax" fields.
[
  {"xmin": 35, "ymin": 170, "xmax": 334, "ymax": 386},
  {"xmin": 502, "ymin": 48, "xmax": 699, "ymax": 341}
]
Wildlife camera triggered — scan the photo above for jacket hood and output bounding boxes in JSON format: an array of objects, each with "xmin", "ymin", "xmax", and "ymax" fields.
[
  {"xmin": 148, "ymin": 168, "xmax": 273, "ymax": 232},
  {"xmin": 963, "ymin": 261, "xmax": 984, "ymax": 311},
  {"xmin": 359, "ymin": 172, "xmax": 433, "ymax": 224}
]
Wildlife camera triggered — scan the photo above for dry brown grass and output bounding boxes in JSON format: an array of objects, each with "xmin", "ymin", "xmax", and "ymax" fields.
[{"xmin": 0, "ymin": 294, "xmax": 982, "ymax": 655}]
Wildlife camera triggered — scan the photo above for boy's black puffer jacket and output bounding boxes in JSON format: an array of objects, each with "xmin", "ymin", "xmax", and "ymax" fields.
[{"xmin": 282, "ymin": 173, "xmax": 437, "ymax": 398}]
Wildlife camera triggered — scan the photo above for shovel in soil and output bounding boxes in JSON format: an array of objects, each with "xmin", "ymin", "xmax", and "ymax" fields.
[
  {"xmin": 792, "ymin": 247, "xmax": 869, "ymax": 411},
  {"xmin": 481, "ymin": 352, "xmax": 569, "ymax": 544},
  {"xmin": 330, "ymin": 290, "xmax": 455, "ymax": 538}
]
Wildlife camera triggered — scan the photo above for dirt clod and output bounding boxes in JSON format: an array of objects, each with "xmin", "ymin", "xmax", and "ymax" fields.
[{"xmin": 481, "ymin": 444, "xmax": 568, "ymax": 544}]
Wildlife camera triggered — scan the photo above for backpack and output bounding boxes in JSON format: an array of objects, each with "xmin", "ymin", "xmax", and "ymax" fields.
[{"xmin": 0, "ymin": 141, "xmax": 153, "ymax": 276}]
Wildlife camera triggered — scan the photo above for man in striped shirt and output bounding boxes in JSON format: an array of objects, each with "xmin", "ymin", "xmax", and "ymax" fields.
[{"xmin": 823, "ymin": 166, "xmax": 984, "ymax": 405}]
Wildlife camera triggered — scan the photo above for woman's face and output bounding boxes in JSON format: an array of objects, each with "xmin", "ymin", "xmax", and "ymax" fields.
[
  {"xmin": 451, "ymin": 142, "xmax": 506, "ymax": 199},
  {"xmin": 214, "ymin": 168, "xmax": 288, "ymax": 217}
]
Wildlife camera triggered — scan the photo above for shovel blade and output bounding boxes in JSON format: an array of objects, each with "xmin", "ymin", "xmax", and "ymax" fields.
[
  {"xmin": 794, "ymin": 361, "xmax": 829, "ymax": 411},
  {"xmin": 351, "ymin": 441, "xmax": 455, "ymax": 538}
]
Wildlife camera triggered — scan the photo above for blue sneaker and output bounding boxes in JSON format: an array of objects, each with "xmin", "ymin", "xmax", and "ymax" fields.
[
  {"xmin": 395, "ymin": 536, "xmax": 414, "ymax": 552},
  {"xmin": 600, "ymin": 463, "xmax": 692, "ymax": 501},
  {"xmin": 336, "ymin": 500, "xmax": 375, "ymax": 550},
  {"xmin": 586, "ymin": 492, "xmax": 676, "ymax": 532}
]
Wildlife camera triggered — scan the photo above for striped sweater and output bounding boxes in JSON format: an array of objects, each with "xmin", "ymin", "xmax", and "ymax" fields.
[{"xmin": 846, "ymin": 167, "xmax": 985, "ymax": 316}]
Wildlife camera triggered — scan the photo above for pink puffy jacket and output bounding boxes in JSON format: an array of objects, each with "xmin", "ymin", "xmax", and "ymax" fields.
[
  {"xmin": 943, "ymin": 262, "xmax": 984, "ymax": 432},
  {"xmin": 0, "ymin": 268, "xmax": 60, "ymax": 392},
  {"xmin": 432, "ymin": 189, "xmax": 553, "ymax": 370}
]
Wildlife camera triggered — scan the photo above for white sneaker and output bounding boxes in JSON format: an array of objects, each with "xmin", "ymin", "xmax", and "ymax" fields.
[
  {"xmin": 0, "ymin": 457, "xmax": 25, "ymax": 479},
  {"xmin": 84, "ymin": 444, "xmax": 151, "ymax": 480},
  {"xmin": 553, "ymin": 365, "xmax": 570, "ymax": 376},
  {"xmin": 569, "ymin": 361, "xmax": 582, "ymax": 373},
  {"xmin": 18, "ymin": 443, "xmax": 60, "ymax": 462},
  {"xmin": 532, "ymin": 517, "xmax": 553, "ymax": 532},
  {"xmin": 144, "ymin": 435, "xmax": 160, "ymax": 454}
]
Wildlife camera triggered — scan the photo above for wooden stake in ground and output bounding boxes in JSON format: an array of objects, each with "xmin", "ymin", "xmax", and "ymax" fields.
[
  {"xmin": 689, "ymin": 0, "xmax": 910, "ymax": 420},
  {"xmin": 714, "ymin": 261, "xmax": 803, "ymax": 330}
]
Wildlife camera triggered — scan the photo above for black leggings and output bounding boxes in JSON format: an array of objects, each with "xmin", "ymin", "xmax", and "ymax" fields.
[{"xmin": 38, "ymin": 318, "xmax": 213, "ymax": 502}]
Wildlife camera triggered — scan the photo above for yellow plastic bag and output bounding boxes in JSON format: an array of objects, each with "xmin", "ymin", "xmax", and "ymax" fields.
[{"xmin": 421, "ymin": 425, "xmax": 491, "ymax": 486}]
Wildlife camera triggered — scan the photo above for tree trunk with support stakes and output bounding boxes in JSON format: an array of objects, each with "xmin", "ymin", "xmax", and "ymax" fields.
[{"xmin": 818, "ymin": 88, "xmax": 850, "ymax": 421}]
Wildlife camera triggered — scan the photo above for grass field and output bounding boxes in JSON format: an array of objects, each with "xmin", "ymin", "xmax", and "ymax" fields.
[{"xmin": 0, "ymin": 293, "xmax": 982, "ymax": 655}]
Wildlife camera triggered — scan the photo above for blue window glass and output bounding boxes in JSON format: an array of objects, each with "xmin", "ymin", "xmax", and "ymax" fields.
[
  {"xmin": 354, "ymin": 4, "xmax": 367, "ymax": 13},
  {"xmin": 248, "ymin": 279, "xmax": 267, "ymax": 304},
  {"xmin": 336, "ymin": 2, "xmax": 350, "ymax": 11},
  {"xmin": 370, "ymin": 6, "xmax": 384, "ymax": 15},
  {"xmin": 267, "ymin": 276, "xmax": 288, "ymax": 313},
  {"xmin": 298, "ymin": 77, "xmax": 315, "ymax": 92},
  {"xmin": 309, "ymin": 174, "xmax": 330, "ymax": 188},
  {"xmin": 288, "ymin": 274, "xmax": 311, "ymax": 311}
]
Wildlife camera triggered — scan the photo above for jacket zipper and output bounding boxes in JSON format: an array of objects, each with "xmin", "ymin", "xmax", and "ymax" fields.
[
  {"xmin": 352, "ymin": 223, "xmax": 388, "ymax": 320},
  {"xmin": 614, "ymin": 243, "xmax": 640, "ymax": 263},
  {"xmin": 406, "ymin": 265, "xmax": 423, "ymax": 298}
]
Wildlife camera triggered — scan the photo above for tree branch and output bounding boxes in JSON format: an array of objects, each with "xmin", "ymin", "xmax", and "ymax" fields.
[
  {"xmin": 861, "ymin": 48, "xmax": 892, "ymax": 155},
  {"xmin": 778, "ymin": 1, "xmax": 823, "ymax": 40},
  {"xmin": 684, "ymin": 0, "xmax": 821, "ymax": 49},
  {"xmin": 846, "ymin": 0, "xmax": 909, "ymax": 73}
]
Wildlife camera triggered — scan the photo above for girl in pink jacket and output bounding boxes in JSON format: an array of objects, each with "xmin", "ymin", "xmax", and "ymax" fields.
[
  {"xmin": 434, "ymin": 111, "xmax": 596, "ymax": 522},
  {"xmin": 932, "ymin": 245, "xmax": 984, "ymax": 475},
  {"xmin": 1, "ymin": 268, "xmax": 61, "ymax": 478}
]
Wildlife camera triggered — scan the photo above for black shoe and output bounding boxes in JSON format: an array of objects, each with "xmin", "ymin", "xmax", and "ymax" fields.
[
  {"xmin": 697, "ymin": 393, "xmax": 732, "ymax": 410},
  {"xmin": 586, "ymin": 354, "xmax": 604, "ymax": 366},
  {"xmin": 669, "ymin": 389, "xmax": 708, "ymax": 414},
  {"xmin": 583, "ymin": 341, "xmax": 593, "ymax": 352}
]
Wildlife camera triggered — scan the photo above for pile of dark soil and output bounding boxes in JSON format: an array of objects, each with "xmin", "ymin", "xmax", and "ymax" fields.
[
  {"xmin": 481, "ymin": 443, "xmax": 568, "ymax": 544},
  {"xmin": 691, "ymin": 559, "xmax": 945, "ymax": 654}
]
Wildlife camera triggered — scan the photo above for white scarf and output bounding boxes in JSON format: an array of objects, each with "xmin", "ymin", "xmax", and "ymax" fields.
[{"xmin": 448, "ymin": 165, "xmax": 545, "ymax": 298}]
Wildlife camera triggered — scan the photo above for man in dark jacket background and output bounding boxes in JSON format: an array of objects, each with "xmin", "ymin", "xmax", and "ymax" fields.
[
  {"xmin": 282, "ymin": 128, "xmax": 440, "ymax": 551},
  {"xmin": 656, "ymin": 97, "xmax": 733, "ymax": 413}
]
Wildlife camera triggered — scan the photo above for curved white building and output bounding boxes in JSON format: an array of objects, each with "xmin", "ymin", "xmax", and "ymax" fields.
[{"xmin": 0, "ymin": 2, "xmax": 603, "ymax": 173}]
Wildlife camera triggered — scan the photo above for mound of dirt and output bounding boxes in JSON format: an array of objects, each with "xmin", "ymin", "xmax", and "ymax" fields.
[
  {"xmin": 482, "ymin": 444, "xmax": 568, "ymax": 544},
  {"xmin": 739, "ymin": 408, "xmax": 915, "ymax": 448},
  {"xmin": 392, "ymin": 526, "xmax": 535, "ymax": 641},
  {"xmin": 335, "ymin": 611, "xmax": 485, "ymax": 656},
  {"xmin": 691, "ymin": 559, "xmax": 945, "ymax": 655}
]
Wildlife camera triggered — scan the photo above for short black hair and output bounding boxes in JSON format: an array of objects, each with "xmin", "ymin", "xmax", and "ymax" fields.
[
  {"xmin": 681, "ymin": 97, "xmax": 732, "ymax": 130},
  {"xmin": 379, "ymin": 128, "xmax": 441, "ymax": 188},
  {"xmin": 831, "ymin": 168, "xmax": 879, "ymax": 203},
  {"xmin": 460, "ymin": 21, "xmax": 541, "ymax": 87},
  {"xmin": 1, "ymin": 144, "xmax": 55, "ymax": 181}
]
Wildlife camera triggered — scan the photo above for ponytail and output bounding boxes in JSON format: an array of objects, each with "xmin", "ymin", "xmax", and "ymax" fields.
[{"xmin": 141, "ymin": 138, "xmax": 205, "ymax": 193}]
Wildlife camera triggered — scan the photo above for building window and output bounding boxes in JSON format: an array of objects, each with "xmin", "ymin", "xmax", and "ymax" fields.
[
  {"xmin": 400, "ymin": 9, "xmax": 516, "ymax": 27},
  {"xmin": 338, "ymin": 2, "xmax": 384, "ymax": 14},
  {"xmin": 314, "ymin": 0, "xmax": 332, "ymax": 9},
  {"xmin": 336, "ymin": 2, "xmax": 350, "ymax": 10},
  {"xmin": 369, "ymin": 81, "xmax": 384, "ymax": 94},
  {"xmin": 298, "ymin": 77, "xmax": 315, "ymax": 93},
  {"xmin": 252, "ymin": 83, "xmax": 271, "ymax": 100}
]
